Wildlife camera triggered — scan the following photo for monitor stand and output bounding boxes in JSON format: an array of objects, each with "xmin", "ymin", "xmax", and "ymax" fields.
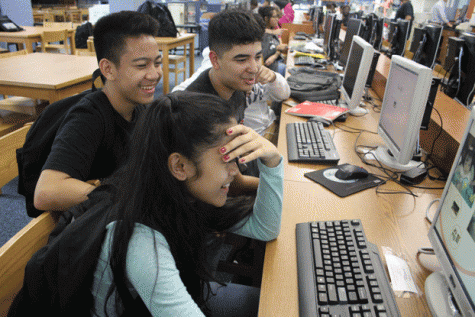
[
  {"xmin": 364, "ymin": 146, "xmax": 423, "ymax": 171},
  {"xmin": 425, "ymin": 271, "xmax": 462, "ymax": 317}
]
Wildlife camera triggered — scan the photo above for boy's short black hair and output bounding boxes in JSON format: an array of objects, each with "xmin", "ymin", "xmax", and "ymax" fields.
[
  {"xmin": 208, "ymin": 10, "xmax": 265, "ymax": 56},
  {"xmin": 93, "ymin": 11, "xmax": 160, "ymax": 65}
]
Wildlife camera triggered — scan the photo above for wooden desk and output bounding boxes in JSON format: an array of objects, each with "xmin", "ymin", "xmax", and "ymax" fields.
[
  {"xmin": 155, "ymin": 34, "xmax": 196, "ymax": 94},
  {"xmin": 0, "ymin": 53, "xmax": 98, "ymax": 103},
  {"xmin": 0, "ymin": 26, "xmax": 77, "ymax": 54},
  {"xmin": 258, "ymin": 101, "xmax": 442, "ymax": 317}
]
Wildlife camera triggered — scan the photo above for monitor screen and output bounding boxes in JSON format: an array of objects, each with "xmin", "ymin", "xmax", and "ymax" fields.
[
  {"xmin": 372, "ymin": 55, "xmax": 432, "ymax": 171},
  {"xmin": 427, "ymin": 109, "xmax": 475, "ymax": 316},
  {"xmin": 339, "ymin": 18, "xmax": 363, "ymax": 66},
  {"xmin": 341, "ymin": 36, "xmax": 374, "ymax": 114}
]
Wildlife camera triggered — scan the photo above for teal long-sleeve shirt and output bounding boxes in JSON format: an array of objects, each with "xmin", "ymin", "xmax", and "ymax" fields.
[{"xmin": 91, "ymin": 158, "xmax": 284, "ymax": 316}]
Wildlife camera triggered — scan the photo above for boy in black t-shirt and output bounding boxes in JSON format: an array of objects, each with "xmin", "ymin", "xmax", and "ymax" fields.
[
  {"xmin": 395, "ymin": 0, "xmax": 414, "ymax": 25},
  {"xmin": 34, "ymin": 11, "xmax": 163, "ymax": 212}
]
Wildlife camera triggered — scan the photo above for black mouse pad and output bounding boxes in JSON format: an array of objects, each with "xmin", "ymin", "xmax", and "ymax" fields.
[{"xmin": 304, "ymin": 164, "xmax": 384, "ymax": 197}]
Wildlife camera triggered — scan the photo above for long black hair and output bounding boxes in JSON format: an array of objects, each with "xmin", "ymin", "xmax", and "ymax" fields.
[{"xmin": 104, "ymin": 91, "xmax": 255, "ymax": 315}]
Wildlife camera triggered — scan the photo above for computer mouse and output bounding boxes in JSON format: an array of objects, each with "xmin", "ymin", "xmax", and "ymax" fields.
[
  {"xmin": 308, "ymin": 116, "xmax": 331, "ymax": 127},
  {"xmin": 335, "ymin": 164, "xmax": 369, "ymax": 180}
]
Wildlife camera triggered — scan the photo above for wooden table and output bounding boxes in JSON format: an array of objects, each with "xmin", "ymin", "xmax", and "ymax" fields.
[
  {"xmin": 0, "ymin": 53, "xmax": 98, "ymax": 103},
  {"xmin": 257, "ymin": 47, "xmax": 445, "ymax": 316},
  {"xmin": 0, "ymin": 26, "xmax": 77, "ymax": 54},
  {"xmin": 155, "ymin": 33, "xmax": 196, "ymax": 94}
]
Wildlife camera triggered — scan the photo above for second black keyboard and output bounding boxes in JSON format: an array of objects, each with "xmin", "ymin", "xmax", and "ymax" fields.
[
  {"xmin": 296, "ymin": 219, "xmax": 400, "ymax": 317},
  {"xmin": 286, "ymin": 121, "xmax": 340, "ymax": 164}
]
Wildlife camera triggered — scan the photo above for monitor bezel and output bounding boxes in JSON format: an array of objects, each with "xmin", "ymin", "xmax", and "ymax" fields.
[
  {"xmin": 377, "ymin": 55, "xmax": 433, "ymax": 165},
  {"xmin": 427, "ymin": 108, "xmax": 475, "ymax": 316},
  {"xmin": 341, "ymin": 36, "xmax": 375, "ymax": 112}
]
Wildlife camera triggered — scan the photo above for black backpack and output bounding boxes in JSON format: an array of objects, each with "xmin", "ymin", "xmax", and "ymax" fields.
[
  {"xmin": 75, "ymin": 22, "xmax": 93, "ymax": 49},
  {"xmin": 16, "ymin": 70, "xmax": 114, "ymax": 217},
  {"xmin": 287, "ymin": 66, "xmax": 341, "ymax": 103},
  {"xmin": 137, "ymin": 0, "xmax": 178, "ymax": 37}
]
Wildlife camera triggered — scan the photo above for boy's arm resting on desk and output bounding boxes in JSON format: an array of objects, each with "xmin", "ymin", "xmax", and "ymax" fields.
[{"xmin": 34, "ymin": 169, "xmax": 97, "ymax": 211}]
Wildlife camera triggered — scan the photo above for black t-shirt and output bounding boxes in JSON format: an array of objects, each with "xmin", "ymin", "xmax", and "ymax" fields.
[
  {"xmin": 43, "ymin": 91, "xmax": 144, "ymax": 181},
  {"xmin": 185, "ymin": 68, "xmax": 247, "ymax": 124},
  {"xmin": 395, "ymin": 1, "xmax": 414, "ymax": 21}
]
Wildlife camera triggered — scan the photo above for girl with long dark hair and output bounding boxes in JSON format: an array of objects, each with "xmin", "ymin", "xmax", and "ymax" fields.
[{"xmin": 88, "ymin": 91, "xmax": 284, "ymax": 316}]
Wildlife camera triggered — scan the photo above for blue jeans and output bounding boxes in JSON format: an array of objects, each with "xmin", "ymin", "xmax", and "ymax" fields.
[
  {"xmin": 276, "ymin": 61, "xmax": 286, "ymax": 77},
  {"xmin": 207, "ymin": 282, "xmax": 260, "ymax": 317}
]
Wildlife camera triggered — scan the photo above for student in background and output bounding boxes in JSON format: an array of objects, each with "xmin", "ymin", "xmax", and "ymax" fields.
[
  {"xmin": 259, "ymin": 6, "xmax": 288, "ymax": 77},
  {"xmin": 11, "ymin": 92, "xmax": 284, "ymax": 316},
  {"xmin": 394, "ymin": 0, "xmax": 413, "ymax": 21},
  {"xmin": 275, "ymin": 0, "xmax": 294, "ymax": 27},
  {"xmin": 185, "ymin": 10, "xmax": 276, "ymax": 183},
  {"xmin": 431, "ymin": 0, "xmax": 453, "ymax": 27},
  {"xmin": 34, "ymin": 11, "xmax": 162, "ymax": 212}
]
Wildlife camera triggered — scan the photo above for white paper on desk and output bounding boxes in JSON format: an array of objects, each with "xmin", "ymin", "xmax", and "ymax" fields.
[
  {"xmin": 385, "ymin": 253, "xmax": 419, "ymax": 294},
  {"xmin": 304, "ymin": 42, "xmax": 324, "ymax": 53}
]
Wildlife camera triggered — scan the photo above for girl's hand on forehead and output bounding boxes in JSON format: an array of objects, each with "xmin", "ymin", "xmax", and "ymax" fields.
[{"xmin": 219, "ymin": 125, "xmax": 281, "ymax": 168}]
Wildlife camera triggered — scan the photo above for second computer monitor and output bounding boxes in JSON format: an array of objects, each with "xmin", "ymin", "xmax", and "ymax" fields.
[
  {"xmin": 341, "ymin": 36, "xmax": 374, "ymax": 115},
  {"xmin": 370, "ymin": 55, "xmax": 433, "ymax": 171},
  {"xmin": 413, "ymin": 24, "xmax": 443, "ymax": 69},
  {"xmin": 388, "ymin": 20, "xmax": 410, "ymax": 56},
  {"xmin": 339, "ymin": 18, "xmax": 363, "ymax": 67}
]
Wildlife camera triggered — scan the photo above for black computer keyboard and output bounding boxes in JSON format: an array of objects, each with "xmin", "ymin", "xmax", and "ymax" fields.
[
  {"xmin": 294, "ymin": 55, "xmax": 316, "ymax": 65},
  {"xmin": 286, "ymin": 121, "xmax": 340, "ymax": 164},
  {"xmin": 296, "ymin": 219, "xmax": 401, "ymax": 317}
]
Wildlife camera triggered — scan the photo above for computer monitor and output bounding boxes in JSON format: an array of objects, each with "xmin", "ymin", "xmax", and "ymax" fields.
[
  {"xmin": 313, "ymin": 7, "xmax": 324, "ymax": 38},
  {"xmin": 413, "ymin": 24, "xmax": 443, "ymax": 69},
  {"xmin": 426, "ymin": 107, "xmax": 475, "ymax": 317},
  {"xmin": 323, "ymin": 13, "xmax": 341, "ymax": 61},
  {"xmin": 409, "ymin": 27, "xmax": 425, "ymax": 55},
  {"xmin": 455, "ymin": 32, "xmax": 475, "ymax": 107},
  {"xmin": 338, "ymin": 18, "xmax": 363, "ymax": 67},
  {"xmin": 361, "ymin": 14, "xmax": 374, "ymax": 43},
  {"xmin": 389, "ymin": 19, "xmax": 410, "ymax": 56},
  {"xmin": 340, "ymin": 36, "xmax": 375, "ymax": 115},
  {"xmin": 368, "ymin": 55, "xmax": 433, "ymax": 171},
  {"xmin": 323, "ymin": 13, "xmax": 335, "ymax": 54},
  {"xmin": 369, "ymin": 16, "xmax": 384, "ymax": 51},
  {"xmin": 444, "ymin": 36, "xmax": 465, "ymax": 72}
]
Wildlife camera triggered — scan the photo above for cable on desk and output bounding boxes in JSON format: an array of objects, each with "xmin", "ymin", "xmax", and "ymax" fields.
[
  {"xmin": 424, "ymin": 107, "xmax": 444, "ymax": 165},
  {"xmin": 425, "ymin": 198, "xmax": 440, "ymax": 224}
]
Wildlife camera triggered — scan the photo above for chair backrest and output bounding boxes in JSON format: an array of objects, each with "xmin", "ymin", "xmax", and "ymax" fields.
[
  {"xmin": 0, "ymin": 50, "xmax": 28, "ymax": 59},
  {"xmin": 40, "ymin": 29, "xmax": 70, "ymax": 54},
  {"xmin": 0, "ymin": 212, "xmax": 57, "ymax": 316},
  {"xmin": 42, "ymin": 11, "xmax": 54, "ymax": 23},
  {"xmin": 43, "ymin": 21, "xmax": 73, "ymax": 28},
  {"xmin": 0, "ymin": 124, "xmax": 31, "ymax": 190}
]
